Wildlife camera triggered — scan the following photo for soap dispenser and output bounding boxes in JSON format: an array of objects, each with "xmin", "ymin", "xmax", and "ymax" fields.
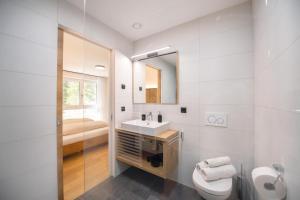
[{"xmin": 158, "ymin": 111, "xmax": 162, "ymax": 123}]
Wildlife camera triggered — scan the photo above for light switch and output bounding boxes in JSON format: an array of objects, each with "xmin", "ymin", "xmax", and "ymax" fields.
[{"xmin": 205, "ymin": 112, "xmax": 228, "ymax": 127}]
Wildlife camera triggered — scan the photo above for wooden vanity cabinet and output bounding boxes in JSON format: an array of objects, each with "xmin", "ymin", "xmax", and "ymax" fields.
[{"xmin": 116, "ymin": 129, "xmax": 179, "ymax": 179}]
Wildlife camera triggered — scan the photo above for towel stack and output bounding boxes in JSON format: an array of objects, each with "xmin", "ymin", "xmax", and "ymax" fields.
[{"xmin": 196, "ymin": 156, "xmax": 236, "ymax": 181}]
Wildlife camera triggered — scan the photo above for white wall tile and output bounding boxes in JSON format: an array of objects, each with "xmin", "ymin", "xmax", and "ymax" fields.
[
  {"xmin": 0, "ymin": 134, "xmax": 57, "ymax": 180},
  {"xmin": 0, "ymin": 0, "xmax": 134, "ymax": 199},
  {"xmin": 255, "ymin": 39, "xmax": 300, "ymax": 111},
  {"xmin": 199, "ymin": 26, "xmax": 252, "ymax": 59},
  {"xmin": 270, "ymin": 0, "xmax": 300, "ymax": 58},
  {"xmin": 0, "ymin": 1, "xmax": 57, "ymax": 48},
  {"xmin": 113, "ymin": 51, "xmax": 133, "ymax": 175},
  {"xmin": 179, "ymin": 57, "xmax": 200, "ymax": 84},
  {"xmin": 198, "ymin": 53, "xmax": 253, "ymax": 81},
  {"xmin": 0, "ymin": 1, "xmax": 59, "ymax": 199},
  {"xmin": 133, "ymin": 62, "xmax": 146, "ymax": 103},
  {"xmin": 198, "ymin": 2, "xmax": 253, "ymax": 37},
  {"xmin": 114, "ymin": 53, "xmax": 133, "ymax": 106},
  {"xmin": 198, "ymin": 79, "xmax": 253, "ymax": 105},
  {"xmin": 253, "ymin": 0, "xmax": 300, "ymax": 199},
  {"xmin": 133, "ymin": 2, "xmax": 254, "ymax": 189},
  {"xmin": 177, "ymin": 124, "xmax": 201, "ymax": 153},
  {"xmin": 198, "ymin": 127, "xmax": 251, "ymax": 156},
  {"xmin": 114, "ymin": 51, "xmax": 133, "ymax": 127},
  {"xmin": 254, "ymin": 0, "xmax": 300, "ymax": 66},
  {"xmin": 9, "ymin": 0, "xmax": 58, "ymax": 20},
  {"xmin": 0, "ymin": 34, "xmax": 57, "ymax": 76},
  {"xmin": 0, "ymin": 164, "xmax": 57, "ymax": 200},
  {"xmin": 0, "ymin": 106, "xmax": 56, "ymax": 143},
  {"xmin": 0, "ymin": 71, "xmax": 56, "ymax": 106}
]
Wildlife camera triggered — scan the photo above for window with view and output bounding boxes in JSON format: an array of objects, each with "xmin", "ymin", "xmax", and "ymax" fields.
[
  {"xmin": 63, "ymin": 79, "xmax": 80, "ymax": 106},
  {"xmin": 63, "ymin": 78, "xmax": 97, "ymax": 109},
  {"xmin": 84, "ymin": 81, "xmax": 97, "ymax": 106}
]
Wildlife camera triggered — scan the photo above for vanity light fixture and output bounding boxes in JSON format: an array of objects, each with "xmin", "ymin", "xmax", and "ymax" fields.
[
  {"xmin": 95, "ymin": 65, "xmax": 105, "ymax": 70},
  {"xmin": 131, "ymin": 46, "xmax": 171, "ymax": 59}
]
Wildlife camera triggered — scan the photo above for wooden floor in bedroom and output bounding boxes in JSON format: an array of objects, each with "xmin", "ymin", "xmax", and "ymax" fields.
[{"xmin": 63, "ymin": 144, "xmax": 110, "ymax": 200}]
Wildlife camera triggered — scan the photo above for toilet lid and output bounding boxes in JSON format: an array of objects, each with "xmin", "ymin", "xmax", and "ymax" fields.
[{"xmin": 193, "ymin": 169, "xmax": 232, "ymax": 196}]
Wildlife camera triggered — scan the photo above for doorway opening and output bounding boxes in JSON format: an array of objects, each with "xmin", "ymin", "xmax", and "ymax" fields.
[{"xmin": 57, "ymin": 28, "xmax": 112, "ymax": 200}]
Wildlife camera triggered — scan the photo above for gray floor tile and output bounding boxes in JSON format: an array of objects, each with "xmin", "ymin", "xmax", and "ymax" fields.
[{"xmin": 76, "ymin": 167, "xmax": 205, "ymax": 200}]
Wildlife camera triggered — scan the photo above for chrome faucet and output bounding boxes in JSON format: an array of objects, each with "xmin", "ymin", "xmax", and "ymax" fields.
[{"xmin": 146, "ymin": 112, "xmax": 153, "ymax": 121}]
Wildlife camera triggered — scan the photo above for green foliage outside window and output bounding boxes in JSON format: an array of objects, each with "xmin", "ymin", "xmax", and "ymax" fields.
[
  {"xmin": 84, "ymin": 81, "xmax": 97, "ymax": 105},
  {"xmin": 63, "ymin": 80, "xmax": 80, "ymax": 105},
  {"xmin": 63, "ymin": 79, "xmax": 97, "ymax": 107}
]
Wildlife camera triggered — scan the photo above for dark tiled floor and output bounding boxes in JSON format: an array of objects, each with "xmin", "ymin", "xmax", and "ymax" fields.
[{"xmin": 76, "ymin": 167, "xmax": 202, "ymax": 200}]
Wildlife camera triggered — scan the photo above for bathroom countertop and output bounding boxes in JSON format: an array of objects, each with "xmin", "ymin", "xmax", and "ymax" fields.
[{"xmin": 116, "ymin": 128, "xmax": 178, "ymax": 142}]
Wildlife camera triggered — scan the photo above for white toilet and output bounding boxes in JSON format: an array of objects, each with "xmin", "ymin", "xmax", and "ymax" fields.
[{"xmin": 193, "ymin": 168, "xmax": 232, "ymax": 200}]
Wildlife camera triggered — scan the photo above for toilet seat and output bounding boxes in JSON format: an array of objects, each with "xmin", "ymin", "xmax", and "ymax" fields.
[{"xmin": 193, "ymin": 169, "xmax": 232, "ymax": 196}]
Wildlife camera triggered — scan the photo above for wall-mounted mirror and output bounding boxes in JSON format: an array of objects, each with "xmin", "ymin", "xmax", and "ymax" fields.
[{"xmin": 133, "ymin": 52, "xmax": 178, "ymax": 104}]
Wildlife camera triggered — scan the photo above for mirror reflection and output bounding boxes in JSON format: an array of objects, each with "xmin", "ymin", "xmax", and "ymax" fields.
[{"xmin": 133, "ymin": 52, "xmax": 178, "ymax": 104}]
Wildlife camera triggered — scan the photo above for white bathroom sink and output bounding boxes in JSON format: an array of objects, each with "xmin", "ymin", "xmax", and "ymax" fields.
[{"xmin": 121, "ymin": 119, "xmax": 170, "ymax": 136}]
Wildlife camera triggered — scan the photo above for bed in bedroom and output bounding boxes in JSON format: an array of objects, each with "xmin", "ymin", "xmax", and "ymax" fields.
[{"xmin": 62, "ymin": 118, "xmax": 109, "ymax": 157}]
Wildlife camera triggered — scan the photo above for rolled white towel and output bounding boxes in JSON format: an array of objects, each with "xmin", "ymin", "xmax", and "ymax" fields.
[
  {"xmin": 204, "ymin": 156, "xmax": 231, "ymax": 168},
  {"xmin": 200, "ymin": 164, "xmax": 237, "ymax": 181}
]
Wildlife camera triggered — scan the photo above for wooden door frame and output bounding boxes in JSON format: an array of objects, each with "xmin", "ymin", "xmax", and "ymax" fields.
[
  {"xmin": 57, "ymin": 28, "xmax": 64, "ymax": 200},
  {"xmin": 56, "ymin": 27, "xmax": 114, "ymax": 200}
]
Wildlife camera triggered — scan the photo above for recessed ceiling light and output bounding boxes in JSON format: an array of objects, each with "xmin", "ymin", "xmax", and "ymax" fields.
[
  {"xmin": 95, "ymin": 65, "xmax": 105, "ymax": 70},
  {"xmin": 132, "ymin": 22, "xmax": 142, "ymax": 29}
]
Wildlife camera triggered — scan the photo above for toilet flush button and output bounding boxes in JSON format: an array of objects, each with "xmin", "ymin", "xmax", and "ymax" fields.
[
  {"xmin": 205, "ymin": 112, "xmax": 228, "ymax": 127},
  {"xmin": 208, "ymin": 115, "xmax": 216, "ymax": 124}
]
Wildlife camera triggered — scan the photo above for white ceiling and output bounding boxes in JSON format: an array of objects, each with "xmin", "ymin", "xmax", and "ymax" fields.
[{"xmin": 66, "ymin": 0, "xmax": 248, "ymax": 41}]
